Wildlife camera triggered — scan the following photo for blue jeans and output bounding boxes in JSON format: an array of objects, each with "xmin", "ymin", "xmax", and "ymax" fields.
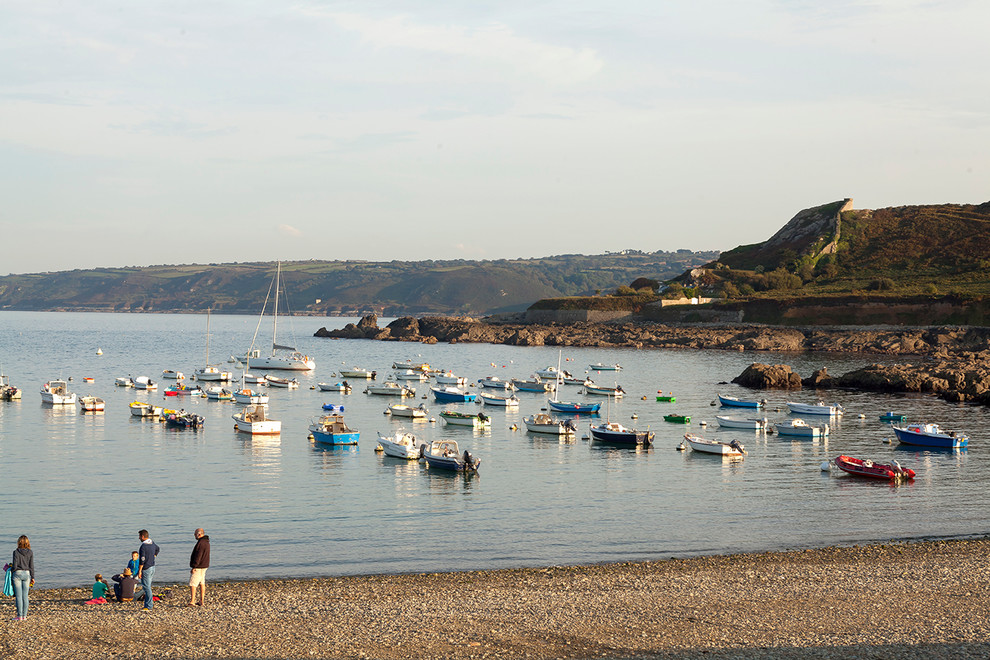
[
  {"xmin": 12, "ymin": 570, "xmax": 31, "ymax": 618},
  {"xmin": 141, "ymin": 566, "xmax": 155, "ymax": 609}
]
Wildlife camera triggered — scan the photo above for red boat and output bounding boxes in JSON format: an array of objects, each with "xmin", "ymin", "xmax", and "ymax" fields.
[{"xmin": 834, "ymin": 455, "xmax": 915, "ymax": 481}]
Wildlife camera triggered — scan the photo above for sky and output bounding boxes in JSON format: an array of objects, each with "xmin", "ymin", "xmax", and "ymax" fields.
[{"xmin": 1, "ymin": 0, "xmax": 988, "ymax": 275}]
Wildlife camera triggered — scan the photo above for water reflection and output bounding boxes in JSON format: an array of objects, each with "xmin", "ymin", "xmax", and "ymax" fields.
[{"xmin": 423, "ymin": 468, "xmax": 478, "ymax": 493}]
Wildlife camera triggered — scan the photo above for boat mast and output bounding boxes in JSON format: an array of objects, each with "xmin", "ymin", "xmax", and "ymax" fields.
[
  {"xmin": 271, "ymin": 261, "xmax": 279, "ymax": 356},
  {"xmin": 205, "ymin": 308, "xmax": 211, "ymax": 367}
]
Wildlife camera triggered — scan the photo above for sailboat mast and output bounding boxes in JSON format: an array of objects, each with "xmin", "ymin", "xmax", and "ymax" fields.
[
  {"xmin": 272, "ymin": 261, "xmax": 279, "ymax": 356},
  {"xmin": 205, "ymin": 308, "xmax": 211, "ymax": 366}
]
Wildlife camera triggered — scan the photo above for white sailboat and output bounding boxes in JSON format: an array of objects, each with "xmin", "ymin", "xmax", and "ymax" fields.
[
  {"xmin": 245, "ymin": 261, "xmax": 315, "ymax": 371},
  {"xmin": 194, "ymin": 309, "xmax": 232, "ymax": 382}
]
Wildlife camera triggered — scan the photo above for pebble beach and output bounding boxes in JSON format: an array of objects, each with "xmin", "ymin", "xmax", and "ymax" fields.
[{"xmin": 3, "ymin": 538, "xmax": 988, "ymax": 659}]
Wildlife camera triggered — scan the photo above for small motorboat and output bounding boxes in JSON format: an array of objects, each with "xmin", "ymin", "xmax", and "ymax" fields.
[
  {"xmin": 715, "ymin": 415, "xmax": 768, "ymax": 430},
  {"xmin": 394, "ymin": 369, "xmax": 429, "ymax": 382},
  {"xmin": 589, "ymin": 422, "xmax": 653, "ymax": 446},
  {"xmin": 478, "ymin": 392, "xmax": 520, "ymax": 407},
  {"xmin": 232, "ymin": 404, "xmax": 281, "ymax": 435},
  {"xmin": 266, "ymin": 376, "xmax": 299, "ymax": 389},
  {"xmin": 161, "ymin": 370, "xmax": 184, "ymax": 380},
  {"xmin": 431, "ymin": 386, "xmax": 477, "ymax": 403},
  {"xmin": 82, "ymin": 377, "xmax": 95, "ymax": 383},
  {"xmin": 115, "ymin": 377, "xmax": 135, "ymax": 388},
  {"xmin": 392, "ymin": 361, "xmax": 431, "ymax": 373},
  {"xmin": 386, "ymin": 403, "xmax": 429, "ymax": 419},
  {"xmin": 340, "ymin": 368, "xmax": 375, "ymax": 379},
  {"xmin": 879, "ymin": 412, "xmax": 907, "ymax": 423},
  {"xmin": 194, "ymin": 365, "xmax": 233, "ymax": 382},
  {"xmin": 310, "ymin": 413, "xmax": 359, "ymax": 445},
  {"xmin": 523, "ymin": 414, "xmax": 577, "ymax": 435},
  {"xmin": 547, "ymin": 399, "xmax": 600, "ymax": 414},
  {"xmin": 232, "ymin": 388, "xmax": 268, "ymax": 405},
  {"xmin": 422, "ymin": 439, "xmax": 480, "ymax": 472},
  {"xmin": 377, "ymin": 431, "xmax": 423, "ymax": 459},
  {"xmin": 535, "ymin": 366, "xmax": 574, "ymax": 380},
  {"xmin": 129, "ymin": 401, "xmax": 162, "ymax": 417},
  {"xmin": 584, "ymin": 384, "xmax": 624, "ymax": 398},
  {"xmin": 655, "ymin": 392, "xmax": 676, "ymax": 402},
  {"xmin": 41, "ymin": 379, "xmax": 77, "ymax": 405},
  {"xmin": 164, "ymin": 383, "xmax": 203, "ymax": 397},
  {"xmin": 243, "ymin": 373, "xmax": 268, "ymax": 385},
  {"xmin": 0, "ymin": 373, "xmax": 21, "ymax": 400},
  {"xmin": 78, "ymin": 396, "xmax": 105, "ymax": 412},
  {"xmin": 434, "ymin": 372, "xmax": 467, "ymax": 386},
  {"xmin": 831, "ymin": 455, "xmax": 915, "ymax": 481},
  {"xmin": 589, "ymin": 363, "xmax": 622, "ymax": 371},
  {"xmin": 663, "ymin": 414, "xmax": 691, "ymax": 424},
  {"xmin": 684, "ymin": 433, "xmax": 746, "ymax": 457},
  {"xmin": 787, "ymin": 401, "xmax": 844, "ymax": 416},
  {"xmin": 511, "ymin": 377, "xmax": 552, "ymax": 393},
  {"xmin": 133, "ymin": 376, "xmax": 157, "ymax": 391},
  {"xmin": 478, "ymin": 376, "xmax": 513, "ymax": 390},
  {"xmin": 318, "ymin": 382, "xmax": 352, "ymax": 393},
  {"xmin": 439, "ymin": 410, "xmax": 491, "ymax": 428},
  {"xmin": 205, "ymin": 386, "xmax": 233, "ymax": 401},
  {"xmin": 774, "ymin": 418, "xmax": 829, "ymax": 438},
  {"xmin": 365, "ymin": 382, "xmax": 415, "ymax": 397},
  {"xmin": 892, "ymin": 423, "xmax": 968, "ymax": 449},
  {"xmin": 164, "ymin": 410, "xmax": 204, "ymax": 429},
  {"xmin": 717, "ymin": 393, "xmax": 766, "ymax": 408}
]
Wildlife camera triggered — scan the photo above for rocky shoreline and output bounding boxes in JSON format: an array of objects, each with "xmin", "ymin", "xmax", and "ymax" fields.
[
  {"xmin": 316, "ymin": 316, "xmax": 990, "ymax": 405},
  {"xmin": 4, "ymin": 538, "xmax": 988, "ymax": 659}
]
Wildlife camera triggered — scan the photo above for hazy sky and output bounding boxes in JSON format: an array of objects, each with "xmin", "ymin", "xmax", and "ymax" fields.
[{"xmin": 1, "ymin": 1, "xmax": 988, "ymax": 275}]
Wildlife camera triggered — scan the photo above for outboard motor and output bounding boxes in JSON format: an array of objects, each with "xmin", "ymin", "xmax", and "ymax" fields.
[{"xmin": 463, "ymin": 450, "xmax": 475, "ymax": 468}]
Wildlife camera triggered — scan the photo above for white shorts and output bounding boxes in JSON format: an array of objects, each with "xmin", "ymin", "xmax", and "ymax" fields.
[{"xmin": 189, "ymin": 568, "xmax": 208, "ymax": 587}]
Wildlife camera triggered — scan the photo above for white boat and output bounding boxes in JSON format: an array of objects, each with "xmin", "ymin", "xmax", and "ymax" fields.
[
  {"xmin": 0, "ymin": 372, "xmax": 21, "ymax": 400},
  {"xmin": 245, "ymin": 262, "xmax": 316, "ymax": 371},
  {"xmin": 232, "ymin": 403, "xmax": 281, "ymax": 435},
  {"xmin": 511, "ymin": 377, "xmax": 552, "ymax": 393},
  {"xmin": 535, "ymin": 366, "xmax": 572, "ymax": 380},
  {"xmin": 340, "ymin": 368, "xmax": 375, "ymax": 379},
  {"xmin": 115, "ymin": 377, "xmax": 134, "ymax": 388},
  {"xmin": 715, "ymin": 415, "xmax": 769, "ymax": 430},
  {"xmin": 266, "ymin": 375, "xmax": 299, "ymax": 389},
  {"xmin": 377, "ymin": 431, "xmax": 423, "ymax": 460},
  {"xmin": 589, "ymin": 363, "xmax": 622, "ymax": 371},
  {"xmin": 205, "ymin": 386, "xmax": 233, "ymax": 400},
  {"xmin": 892, "ymin": 423, "xmax": 968, "ymax": 449},
  {"xmin": 434, "ymin": 372, "xmax": 467, "ymax": 386},
  {"xmin": 318, "ymin": 382, "xmax": 352, "ymax": 393},
  {"xmin": 584, "ymin": 384, "xmax": 624, "ymax": 398},
  {"xmin": 562, "ymin": 376, "xmax": 593, "ymax": 386},
  {"xmin": 439, "ymin": 410, "xmax": 491, "ymax": 428},
  {"xmin": 243, "ymin": 373, "xmax": 267, "ymax": 385},
  {"xmin": 684, "ymin": 433, "xmax": 746, "ymax": 456},
  {"xmin": 386, "ymin": 402, "xmax": 429, "ymax": 419},
  {"xmin": 133, "ymin": 376, "xmax": 157, "ymax": 391},
  {"xmin": 478, "ymin": 376, "xmax": 513, "ymax": 390},
  {"xmin": 523, "ymin": 413, "xmax": 577, "ymax": 435},
  {"xmin": 422, "ymin": 439, "xmax": 480, "ymax": 472},
  {"xmin": 232, "ymin": 388, "xmax": 269, "ymax": 405},
  {"xmin": 365, "ymin": 382, "xmax": 415, "ymax": 397},
  {"xmin": 774, "ymin": 418, "xmax": 829, "ymax": 438},
  {"xmin": 787, "ymin": 401, "xmax": 843, "ymax": 416},
  {"xmin": 78, "ymin": 396, "xmax": 105, "ymax": 412},
  {"xmin": 161, "ymin": 370, "xmax": 184, "ymax": 380},
  {"xmin": 478, "ymin": 392, "xmax": 520, "ymax": 407},
  {"xmin": 129, "ymin": 401, "xmax": 162, "ymax": 417},
  {"xmin": 393, "ymin": 369, "xmax": 429, "ymax": 381},
  {"xmin": 392, "ymin": 361, "xmax": 431, "ymax": 372},
  {"xmin": 195, "ymin": 310, "xmax": 233, "ymax": 382},
  {"xmin": 41, "ymin": 380, "xmax": 77, "ymax": 405}
]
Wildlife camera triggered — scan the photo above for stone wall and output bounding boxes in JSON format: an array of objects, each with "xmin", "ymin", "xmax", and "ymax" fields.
[{"xmin": 524, "ymin": 309, "xmax": 633, "ymax": 324}]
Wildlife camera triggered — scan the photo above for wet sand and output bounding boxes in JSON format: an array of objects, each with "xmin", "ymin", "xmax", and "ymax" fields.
[{"xmin": 2, "ymin": 538, "xmax": 988, "ymax": 659}]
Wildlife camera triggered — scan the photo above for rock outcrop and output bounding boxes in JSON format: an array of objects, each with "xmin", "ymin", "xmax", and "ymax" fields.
[{"xmin": 732, "ymin": 363, "xmax": 803, "ymax": 389}]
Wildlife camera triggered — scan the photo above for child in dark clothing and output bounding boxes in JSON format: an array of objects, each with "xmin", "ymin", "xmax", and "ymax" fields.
[{"xmin": 111, "ymin": 568, "xmax": 138, "ymax": 602}]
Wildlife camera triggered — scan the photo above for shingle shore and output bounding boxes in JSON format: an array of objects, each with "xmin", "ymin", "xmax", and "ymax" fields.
[{"xmin": 3, "ymin": 538, "xmax": 988, "ymax": 659}]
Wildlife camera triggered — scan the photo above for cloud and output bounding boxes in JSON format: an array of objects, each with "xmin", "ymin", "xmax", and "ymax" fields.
[
  {"xmin": 278, "ymin": 224, "xmax": 302, "ymax": 237},
  {"xmin": 299, "ymin": 9, "xmax": 603, "ymax": 85}
]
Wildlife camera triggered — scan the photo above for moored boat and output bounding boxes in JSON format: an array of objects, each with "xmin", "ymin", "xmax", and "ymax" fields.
[
  {"xmin": 394, "ymin": 369, "xmax": 429, "ymax": 382},
  {"xmin": 434, "ymin": 372, "xmax": 467, "ymax": 386},
  {"xmin": 717, "ymin": 393, "xmax": 765, "ymax": 408},
  {"xmin": 266, "ymin": 375, "xmax": 299, "ymax": 389},
  {"xmin": 511, "ymin": 377, "xmax": 552, "ymax": 393},
  {"xmin": 478, "ymin": 376, "xmax": 513, "ymax": 390},
  {"xmin": 0, "ymin": 372, "xmax": 21, "ymax": 400},
  {"xmin": 115, "ymin": 377, "xmax": 135, "ymax": 388},
  {"xmin": 589, "ymin": 363, "xmax": 621, "ymax": 371},
  {"xmin": 164, "ymin": 383, "xmax": 203, "ymax": 397},
  {"xmin": 245, "ymin": 262, "xmax": 316, "ymax": 371},
  {"xmin": 339, "ymin": 368, "xmax": 375, "ymax": 379},
  {"xmin": 892, "ymin": 423, "xmax": 968, "ymax": 449},
  {"xmin": 684, "ymin": 433, "xmax": 746, "ymax": 457},
  {"xmin": 523, "ymin": 413, "xmax": 577, "ymax": 435},
  {"xmin": 205, "ymin": 386, "xmax": 233, "ymax": 401},
  {"xmin": 589, "ymin": 422, "xmax": 653, "ymax": 446},
  {"xmin": 478, "ymin": 392, "xmax": 520, "ymax": 407},
  {"xmin": 310, "ymin": 413, "xmax": 359, "ymax": 445},
  {"xmin": 787, "ymin": 401, "xmax": 844, "ymax": 416},
  {"xmin": 133, "ymin": 376, "xmax": 157, "ymax": 391},
  {"xmin": 129, "ymin": 401, "xmax": 162, "ymax": 417},
  {"xmin": 547, "ymin": 399, "xmax": 600, "ymax": 414},
  {"xmin": 584, "ymin": 384, "xmax": 624, "ymax": 398},
  {"xmin": 655, "ymin": 392, "xmax": 676, "ymax": 402},
  {"xmin": 376, "ymin": 431, "xmax": 423, "ymax": 459},
  {"xmin": 41, "ymin": 379, "xmax": 77, "ymax": 405},
  {"xmin": 232, "ymin": 388, "xmax": 268, "ymax": 405},
  {"xmin": 715, "ymin": 415, "xmax": 768, "ymax": 430},
  {"xmin": 439, "ymin": 410, "xmax": 491, "ymax": 428},
  {"xmin": 879, "ymin": 412, "xmax": 907, "ymax": 423},
  {"xmin": 165, "ymin": 410, "xmax": 204, "ymax": 428},
  {"xmin": 232, "ymin": 404, "xmax": 280, "ymax": 434},
  {"xmin": 422, "ymin": 439, "xmax": 480, "ymax": 471},
  {"xmin": 663, "ymin": 414, "xmax": 691, "ymax": 424},
  {"xmin": 431, "ymin": 386, "xmax": 476, "ymax": 403},
  {"xmin": 194, "ymin": 365, "xmax": 232, "ymax": 382},
  {"xmin": 831, "ymin": 455, "xmax": 915, "ymax": 480},
  {"xmin": 318, "ymin": 382, "xmax": 352, "ymax": 393},
  {"xmin": 78, "ymin": 395, "xmax": 105, "ymax": 412},
  {"xmin": 774, "ymin": 418, "xmax": 829, "ymax": 438},
  {"xmin": 386, "ymin": 402, "xmax": 429, "ymax": 419},
  {"xmin": 162, "ymin": 370, "xmax": 184, "ymax": 380},
  {"xmin": 365, "ymin": 382, "xmax": 415, "ymax": 397}
]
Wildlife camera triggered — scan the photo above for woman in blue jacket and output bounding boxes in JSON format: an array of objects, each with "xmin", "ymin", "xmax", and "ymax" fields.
[{"xmin": 11, "ymin": 535, "xmax": 34, "ymax": 621}]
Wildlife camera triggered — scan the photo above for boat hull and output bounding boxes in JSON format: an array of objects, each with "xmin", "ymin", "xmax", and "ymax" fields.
[
  {"xmin": 589, "ymin": 426, "xmax": 653, "ymax": 446},
  {"xmin": 715, "ymin": 415, "xmax": 767, "ymax": 430},
  {"xmin": 717, "ymin": 394, "xmax": 763, "ymax": 408},
  {"xmin": 439, "ymin": 413, "xmax": 490, "ymax": 428},
  {"xmin": 247, "ymin": 356, "xmax": 315, "ymax": 371},
  {"xmin": 892, "ymin": 426, "xmax": 967, "ymax": 448},
  {"xmin": 685, "ymin": 434, "xmax": 745, "ymax": 456},
  {"xmin": 547, "ymin": 400, "xmax": 600, "ymax": 414},
  {"xmin": 834, "ymin": 455, "xmax": 915, "ymax": 480},
  {"xmin": 312, "ymin": 430, "xmax": 359, "ymax": 445},
  {"xmin": 431, "ymin": 387, "xmax": 476, "ymax": 403}
]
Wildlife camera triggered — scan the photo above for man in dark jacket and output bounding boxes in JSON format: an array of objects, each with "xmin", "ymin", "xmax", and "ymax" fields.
[
  {"xmin": 111, "ymin": 568, "xmax": 139, "ymax": 602},
  {"xmin": 137, "ymin": 529, "xmax": 160, "ymax": 611},
  {"xmin": 189, "ymin": 528, "xmax": 210, "ymax": 606}
]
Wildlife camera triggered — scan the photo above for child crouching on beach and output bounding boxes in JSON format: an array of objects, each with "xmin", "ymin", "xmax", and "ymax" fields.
[
  {"xmin": 85, "ymin": 574, "xmax": 110, "ymax": 604},
  {"xmin": 111, "ymin": 568, "xmax": 138, "ymax": 602}
]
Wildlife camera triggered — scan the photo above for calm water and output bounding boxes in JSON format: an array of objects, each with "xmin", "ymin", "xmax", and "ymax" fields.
[{"xmin": 0, "ymin": 311, "xmax": 988, "ymax": 587}]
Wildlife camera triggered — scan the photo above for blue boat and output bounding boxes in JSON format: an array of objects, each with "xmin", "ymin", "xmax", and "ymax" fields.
[
  {"xmin": 892, "ymin": 423, "xmax": 968, "ymax": 449},
  {"xmin": 431, "ymin": 386, "xmax": 476, "ymax": 403},
  {"xmin": 879, "ymin": 412, "xmax": 907, "ymax": 422},
  {"xmin": 322, "ymin": 403, "xmax": 345, "ymax": 411},
  {"xmin": 309, "ymin": 413, "xmax": 359, "ymax": 446},
  {"xmin": 548, "ymin": 399, "xmax": 601, "ymax": 414},
  {"xmin": 422, "ymin": 440, "xmax": 480, "ymax": 472},
  {"xmin": 589, "ymin": 422, "xmax": 653, "ymax": 446},
  {"xmin": 717, "ymin": 393, "xmax": 765, "ymax": 408}
]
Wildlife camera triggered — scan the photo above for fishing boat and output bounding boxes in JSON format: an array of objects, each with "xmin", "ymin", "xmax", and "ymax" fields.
[
  {"xmin": 716, "ymin": 393, "xmax": 766, "ymax": 408},
  {"xmin": 386, "ymin": 402, "xmax": 429, "ymax": 419},
  {"xmin": 715, "ymin": 415, "xmax": 768, "ymax": 430},
  {"xmin": 41, "ymin": 379, "xmax": 77, "ymax": 405},
  {"xmin": 434, "ymin": 372, "xmax": 467, "ymax": 386},
  {"xmin": 266, "ymin": 375, "xmax": 299, "ymax": 389},
  {"xmin": 663, "ymin": 414, "xmax": 691, "ymax": 424},
  {"xmin": 831, "ymin": 455, "xmax": 915, "ymax": 481},
  {"xmin": 547, "ymin": 399, "xmax": 600, "ymax": 414},
  {"xmin": 243, "ymin": 373, "xmax": 268, "ymax": 385},
  {"xmin": 129, "ymin": 401, "xmax": 162, "ymax": 417},
  {"xmin": 439, "ymin": 410, "xmax": 491, "ymax": 428},
  {"xmin": 78, "ymin": 396, "xmax": 105, "ymax": 412},
  {"xmin": 535, "ymin": 366, "xmax": 573, "ymax": 380},
  {"xmin": 115, "ymin": 377, "xmax": 135, "ymax": 388},
  {"xmin": 165, "ymin": 410, "xmax": 204, "ymax": 429},
  {"xmin": 394, "ymin": 369, "xmax": 429, "ymax": 382},
  {"xmin": 0, "ymin": 372, "xmax": 21, "ymax": 400},
  {"xmin": 164, "ymin": 383, "xmax": 203, "ymax": 397},
  {"xmin": 392, "ymin": 361, "xmax": 431, "ymax": 373},
  {"xmin": 879, "ymin": 412, "xmax": 907, "ymax": 423},
  {"xmin": 422, "ymin": 439, "xmax": 480, "ymax": 472},
  {"xmin": 562, "ymin": 376, "xmax": 594, "ymax": 386},
  {"xmin": 585, "ymin": 384, "xmax": 624, "ymax": 398},
  {"xmin": 589, "ymin": 363, "xmax": 621, "ymax": 371},
  {"xmin": 309, "ymin": 413, "xmax": 359, "ymax": 445},
  {"xmin": 365, "ymin": 382, "xmax": 415, "ymax": 397},
  {"xmin": 892, "ymin": 423, "xmax": 968, "ymax": 449},
  {"xmin": 232, "ymin": 388, "xmax": 268, "ymax": 405},
  {"xmin": 194, "ymin": 310, "xmax": 233, "ymax": 382},
  {"xmin": 431, "ymin": 386, "xmax": 476, "ymax": 403},
  {"xmin": 318, "ymin": 382, "xmax": 352, "ymax": 393},
  {"xmin": 340, "ymin": 368, "xmax": 375, "ymax": 379},
  {"xmin": 511, "ymin": 377, "xmax": 552, "ymax": 393},
  {"xmin": 787, "ymin": 401, "xmax": 844, "ymax": 416},
  {"xmin": 161, "ymin": 370, "xmax": 184, "ymax": 380},
  {"xmin": 205, "ymin": 386, "xmax": 233, "ymax": 401},
  {"xmin": 523, "ymin": 413, "xmax": 577, "ymax": 435},
  {"xmin": 774, "ymin": 418, "xmax": 829, "ymax": 438},
  {"xmin": 655, "ymin": 392, "xmax": 676, "ymax": 402},
  {"xmin": 478, "ymin": 376, "xmax": 513, "ymax": 390},
  {"xmin": 478, "ymin": 392, "xmax": 520, "ymax": 407},
  {"xmin": 684, "ymin": 433, "xmax": 746, "ymax": 457},
  {"xmin": 245, "ymin": 262, "xmax": 316, "ymax": 371},
  {"xmin": 376, "ymin": 431, "xmax": 423, "ymax": 459},
  {"xmin": 589, "ymin": 422, "xmax": 653, "ymax": 446},
  {"xmin": 232, "ymin": 404, "xmax": 280, "ymax": 434},
  {"xmin": 133, "ymin": 376, "xmax": 157, "ymax": 391}
]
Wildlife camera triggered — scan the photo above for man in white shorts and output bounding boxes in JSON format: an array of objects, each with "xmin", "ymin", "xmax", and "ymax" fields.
[{"xmin": 188, "ymin": 528, "xmax": 210, "ymax": 606}]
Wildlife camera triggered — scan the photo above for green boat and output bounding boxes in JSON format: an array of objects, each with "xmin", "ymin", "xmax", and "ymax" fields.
[
  {"xmin": 664, "ymin": 414, "xmax": 691, "ymax": 424},
  {"xmin": 656, "ymin": 395, "xmax": 676, "ymax": 402}
]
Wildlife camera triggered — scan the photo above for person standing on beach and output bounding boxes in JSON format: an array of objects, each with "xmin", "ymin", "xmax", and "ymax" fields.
[
  {"xmin": 11, "ymin": 535, "xmax": 34, "ymax": 621},
  {"xmin": 188, "ymin": 528, "xmax": 210, "ymax": 606},
  {"xmin": 137, "ymin": 529, "xmax": 160, "ymax": 611}
]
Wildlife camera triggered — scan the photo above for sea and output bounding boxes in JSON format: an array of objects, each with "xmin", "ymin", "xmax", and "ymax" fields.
[{"xmin": 0, "ymin": 311, "xmax": 987, "ymax": 588}]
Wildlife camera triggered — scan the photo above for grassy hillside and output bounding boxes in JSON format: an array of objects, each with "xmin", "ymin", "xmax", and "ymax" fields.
[{"xmin": 0, "ymin": 251, "xmax": 718, "ymax": 316}]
